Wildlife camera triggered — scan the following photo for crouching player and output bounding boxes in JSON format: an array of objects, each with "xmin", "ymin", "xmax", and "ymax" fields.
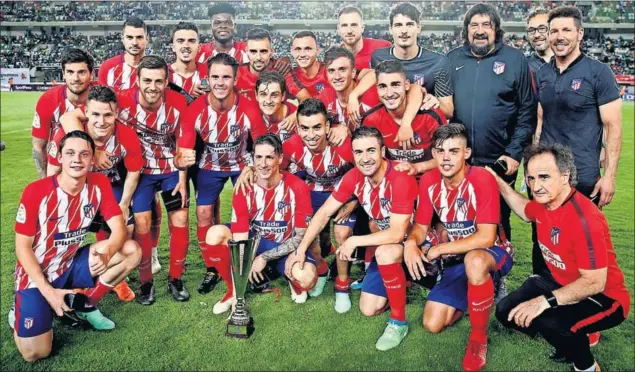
[
  {"xmin": 11, "ymin": 131, "xmax": 141, "ymax": 362},
  {"xmin": 404, "ymin": 124, "xmax": 513, "ymax": 371},
  {"xmin": 204, "ymin": 134, "xmax": 318, "ymax": 313}
]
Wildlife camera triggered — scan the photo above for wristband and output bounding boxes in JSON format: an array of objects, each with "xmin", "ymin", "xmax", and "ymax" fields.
[
  {"xmin": 546, "ymin": 292, "xmax": 558, "ymax": 308},
  {"xmin": 424, "ymin": 244, "xmax": 432, "ymax": 257}
]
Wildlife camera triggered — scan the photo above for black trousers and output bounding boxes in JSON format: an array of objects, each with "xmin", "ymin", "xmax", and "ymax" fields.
[{"xmin": 495, "ymin": 273, "xmax": 626, "ymax": 369}]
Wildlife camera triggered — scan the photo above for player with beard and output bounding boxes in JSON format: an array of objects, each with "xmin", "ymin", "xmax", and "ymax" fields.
[
  {"xmin": 11, "ymin": 131, "xmax": 141, "ymax": 361},
  {"xmin": 98, "ymin": 17, "xmax": 148, "ymax": 92},
  {"xmin": 255, "ymin": 71, "xmax": 298, "ymax": 143},
  {"xmin": 176, "ymin": 53, "xmax": 267, "ymax": 308},
  {"xmin": 196, "ymin": 3, "xmax": 248, "ymax": 65},
  {"xmin": 526, "ymin": 8, "xmax": 554, "ymax": 74},
  {"xmin": 169, "ymin": 22, "xmax": 208, "ymax": 99},
  {"xmin": 236, "ymin": 28, "xmax": 277, "ymax": 102},
  {"xmin": 32, "ymin": 48, "xmax": 95, "ymax": 179},
  {"xmin": 116, "ymin": 56, "xmax": 190, "ymax": 305},
  {"xmin": 286, "ymin": 31, "xmax": 328, "ymax": 101}
]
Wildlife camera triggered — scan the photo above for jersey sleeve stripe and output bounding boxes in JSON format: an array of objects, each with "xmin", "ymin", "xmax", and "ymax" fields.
[
  {"xmin": 418, "ymin": 109, "xmax": 445, "ymax": 127},
  {"xmin": 570, "ymin": 197, "xmax": 597, "ymax": 269}
]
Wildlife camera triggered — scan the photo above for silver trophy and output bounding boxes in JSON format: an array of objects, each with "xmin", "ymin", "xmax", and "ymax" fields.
[{"xmin": 225, "ymin": 235, "xmax": 260, "ymax": 338}]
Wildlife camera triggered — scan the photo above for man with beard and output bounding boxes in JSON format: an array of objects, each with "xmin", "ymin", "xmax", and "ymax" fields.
[
  {"xmin": 255, "ymin": 71, "xmax": 297, "ymax": 143},
  {"xmin": 196, "ymin": 3, "xmax": 248, "ymax": 65},
  {"xmin": 177, "ymin": 53, "xmax": 267, "ymax": 311},
  {"xmin": 447, "ymin": 3, "xmax": 535, "ymax": 245},
  {"xmin": 526, "ymin": 8, "xmax": 554, "ymax": 74},
  {"xmin": 98, "ymin": 17, "xmax": 148, "ymax": 92},
  {"xmin": 116, "ymin": 56, "xmax": 190, "ymax": 305},
  {"xmin": 286, "ymin": 31, "xmax": 328, "ymax": 101},
  {"xmin": 32, "ymin": 48, "xmax": 95, "ymax": 179},
  {"xmin": 236, "ymin": 28, "xmax": 279, "ymax": 102},
  {"xmin": 168, "ymin": 22, "xmax": 208, "ymax": 99}
]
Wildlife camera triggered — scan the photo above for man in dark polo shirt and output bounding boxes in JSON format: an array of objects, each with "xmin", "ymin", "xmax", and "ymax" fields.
[
  {"xmin": 535, "ymin": 6, "xmax": 622, "ymax": 208},
  {"xmin": 526, "ymin": 8, "xmax": 554, "ymax": 75},
  {"xmin": 447, "ymin": 3, "xmax": 536, "ymax": 241}
]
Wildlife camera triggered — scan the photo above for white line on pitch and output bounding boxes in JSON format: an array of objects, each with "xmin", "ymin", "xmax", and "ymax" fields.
[{"xmin": 0, "ymin": 128, "xmax": 30, "ymax": 134}]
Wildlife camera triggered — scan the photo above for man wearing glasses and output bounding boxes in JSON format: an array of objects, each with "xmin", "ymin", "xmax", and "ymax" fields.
[{"xmin": 526, "ymin": 8, "xmax": 554, "ymax": 73}]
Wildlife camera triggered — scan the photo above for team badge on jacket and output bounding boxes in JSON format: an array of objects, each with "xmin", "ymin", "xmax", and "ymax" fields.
[
  {"xmin": 571, "ymin": 79, "xmax": 582, "ymax": 91},
  {"xmin": 493, "ymin": 61, "xmax": 505, "ymax": 75}
]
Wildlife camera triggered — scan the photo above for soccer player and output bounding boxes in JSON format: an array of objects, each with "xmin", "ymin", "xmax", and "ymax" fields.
[
  {"xmin": 116, "ymin": 56, "xmax": 190, "ymax": 305},
  {"xmin": 403, "ymin": 123, "xmax": 513, "ymax": 371},
  {"xmin": 255, "ymin": 71, "xmax": 298, "ymax": 143},
  {"xmin": 287, "ymin": 126, "xmax": 418, "ymax": 351},
  {"xmin": 12, "ymin": 130, "xmax": 141, "ymax": 362},
  {"xmin": 493, "ymin": 144, "xmax": 629, "ymax": 372},
  {"xmin": 525, "ymin": 8, "xmax": 554, "ymax": 74},
  {"xmin": 169, "ymin": 22, "xmax": 208, "ymax": 99},
  {"xmin": 32, "ymin": 48, "xmax": 94, "ymax": 179},
  {"xmin": 361, "ymin": 60, "xmax": 445, "ymax": 172},
  {"xmin": 286, "ymin": 31, "xmax": 328, "ymax": 101},
  {"xmin": 196, "ymin": 3, "xmax": 249, "ymax": 65},
  {"xmin": 177, "ymin": 53, "xmax": 267, "ymax": 299},
  {"xmin": 98, "ymin": 17, "xmax": 148, "ymax": 92},
  {"xmin": 204, "ymin": 134, "xmax": 319, "ymax": 313},
  {"xmin": 235, "ymin": 28, "xmax": 275, "ymax": 102}
]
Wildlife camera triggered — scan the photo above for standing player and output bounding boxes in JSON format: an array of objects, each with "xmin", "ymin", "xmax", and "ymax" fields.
[
  {"xmin": 526, "ymin": 8, "xmax": 554, "ymax": 74},
  {"xmin": 117, "ymin": 56, "xmax": 190, "ymax": 305},
  {"xmin": 204, "ymin": 135, "xmax": 319, "ymax": 313},
  {"xmin": 255, "ymin": 71, "xmax": 297, "ymax": 143},
  {"xmin": 177, "ymin": 53, "xmax": 267, "ymax": 299},
  {"xmin": 32, "ymin": 48, "xmax": 94, "ymax": 179},
  {"xmin": 169, "ymin": 22, "xmax": 208, "ymax": 100},
  {"xmin": 11, "ymin": 131, "xmax": 141, "ymax": 362},
  {"xmin": 287, "ymin": 126, "xmax": 418, "ymax": 350},
  {"xmin": 286, "ymin": 31, "xmax": 328, "ymax": 101},
  {"xmin": 403, "ymin": 124, "xmax": 513, "ymax": 371},
  {"xmin": 236, "ymin": 28, "xmax": 276, "ymax": 102},
  {"xmin": 196, "ymin": 3, "xmax": 249, "ymax": 65},
  {"xmin": 98, "ymin": 17, "xmax": 148, "ymax": 92}
]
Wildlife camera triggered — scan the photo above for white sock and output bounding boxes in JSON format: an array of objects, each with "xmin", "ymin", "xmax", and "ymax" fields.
[{"xmin": 574, "ymin": 362, "xmax": 596, "ymax": 372}]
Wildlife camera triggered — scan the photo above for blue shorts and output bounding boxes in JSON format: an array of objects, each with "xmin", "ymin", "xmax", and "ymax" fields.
[
  {"xmin": 196, "ymin": 169, "xmax": 240, "ymax": 206},
  {"xmin": 13, "ymin": 245, "xmax": 95, "ymax": 337},
  {"xmin": 132, "ymin": 172, "xmax": 181, "ymax": 213},
  {"xmin": 256, "ymin": 238, "xmax": 318, "ymax": 278},
  {"xmin": 310, "ymin": 191, "xmax": 356, "ymax": 228}
]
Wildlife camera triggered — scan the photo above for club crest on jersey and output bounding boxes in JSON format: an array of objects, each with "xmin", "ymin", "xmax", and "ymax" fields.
[
  {"xmin": 571, "ymin": 79, "xmax": 582, "ymax": 91},
  {"xmin": 413, "ymin": 133, "xmax": 422, "ymax": 145},
  {"xmin": 327, "ymin": 165, "xmax": 339, "ymax": 174},
  {"xmin": 493, "ymin": 61, "xmax": 505, "ymax": 75},
  {"xmin": 277, "ymin": 201, "xmax": 290, "ymax": 214},
  {"xmin": 413, "ymin": 74, "xmax": 425, "ymax": 86},
  {"xmin": 24, "ymin": 317, "xmax": 34, "ymax": 330},
  {"xmin": 315, "ymin": 83, "xmax": 325, "ymax": 93},
  {"xmin": 380, "ymin": 197, "xmax": 391, "ymax": 210},
  {"xmin": 160, "ymin": 123, "xmax": 172, "ymax": 133},
  {"xmin": 550, "ymin": 227, "xmax": 560, "ymax": 245},
  {"xmin": 83, "ymin": 204, "xmax": 95, "ymax": 219},
  {"xmin": 457, "ymin": 198, "xmax": 468, "ymax": 214},
  {"xmin": 16, "ymin": 203, "xmax": 26, "ymax": 224},
  {"xmin": 230, "ymin": 124, "xmax": 241, "ymax": 138}
]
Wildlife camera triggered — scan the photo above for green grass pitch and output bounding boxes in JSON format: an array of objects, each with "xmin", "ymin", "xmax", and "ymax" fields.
[{"xmin": 1, "ymin": 92, "xmax": 633, "ymax": 371}]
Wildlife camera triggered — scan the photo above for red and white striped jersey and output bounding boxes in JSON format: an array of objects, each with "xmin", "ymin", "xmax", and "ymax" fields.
[
  {"xmin": 332, "ymin": 162, "xmax": 418, "ymax": 230},
  {"xmin": 196, "ymin": 41, "xmax": 249, "ymax": 64},
  {"xmin": 98, "ymin": 54, "xmax": 138, "ymax": 92},
  {"xmin": 168, "ymin": 62, "xmax": 208, "ymax": 97},
  {"xmin": 361, "ymin": 106, "xmax": 445, "ymax": 164},
  {"xmin": 231, "ymin": 171, "xmax": 312, "ymax": 243},
  {"xmin": 262, "ymin": 101, "xmax": 297, "ymax": 143},
  {"xmin": 285, "ymin": 63, "xmax": 328, "ymax": 98},
  {"xmin": 14, "ymin": 173, "xmax": 121, "ymax": 291},
  {"xmin": 32, "ymin": 84, "xmax": 86, "ymax": 141},
  {"xmin": 179, "ymin": 94, "xmax": 267, "ymax": 172},
  {"xmin": 117, "ymin": 89, "xmax": 188, "ymax": 175},
  {"xmin": 47, "ymin": 120, "xmax": 144, "ymax": 183},
  {"xmin": 282, "ymin": 134, "xmax": 354, "ymax": 192},
  {"xmin": 319, "ymin": 84, "xmax": 380, "ymax": 132}
]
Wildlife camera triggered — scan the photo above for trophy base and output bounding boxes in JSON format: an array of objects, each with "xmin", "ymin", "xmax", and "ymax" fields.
[{"xmin": 225, "ymin": 317, "xmax": 254, "ymax": 338}]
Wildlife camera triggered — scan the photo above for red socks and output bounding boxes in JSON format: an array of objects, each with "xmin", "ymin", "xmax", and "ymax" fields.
[
  {"xmin": 135, "ymin": 231, "xmax": 153, "ymax": 284},
  {"xmin": 168, "ymin": 225, "xmax": 189, "ymax": 280},
  {"xmin": 377, "ymin": 262, "xmax": 407, "ymax": 322},
  {"xmin": 317, "ymin": 259, "xmax": 329, "ymax": 277},
  {"xmin": 197, "ymin": 225, "xmax": 216, "ymax": 269},
  {"xmin": 86, "ymin": 278, "xmax": 114, "ymax": 306},
  {"xmin": 467, "ymin": 278, "xmax": 495, "ymax": 343},
  {"xmin": 209, "ymin": 244, "xmax": 234, "ymax": 301},
  {"xmin": 334, "ymin": 277, "xmax": 350, "ymax": 293}
]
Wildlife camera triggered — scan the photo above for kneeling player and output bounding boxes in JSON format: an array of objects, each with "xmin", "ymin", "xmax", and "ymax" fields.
[
  {"xmin": 256, "ymin": 71, "xmax": 297, "ymax": 143},
  {"xmin": 11, "ymin": 131, "xmax": 141, "ymax": 362},
  {"xmin": 404, "ymin": 124, "xmax": 513, "ymax": 371},
  {"xmin": 204, "ymin": 134, "xmax": 318, "ymax": 313}
]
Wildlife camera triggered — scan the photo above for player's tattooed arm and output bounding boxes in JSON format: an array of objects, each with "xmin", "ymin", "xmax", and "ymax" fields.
[
  {"xmin": 32, "ymin": 138, "xmax": 48, "ymax": 179},
  {"xmin": 260, "ymin": 228, "xmax": 307, "ymax": 261}
]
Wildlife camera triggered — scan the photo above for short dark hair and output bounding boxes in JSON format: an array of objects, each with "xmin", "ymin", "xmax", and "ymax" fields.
[
  {"xmin": 123, "ymin": 16, "xmax": 147, "ymax": 32},
  {"xmin": 87, "ymin": 85, "xmax": 118, "ymax": 105},
  {"xmin": 136, "ymin": 55, "xmax": 168, "ymax": 78},
  {"xmin": 297, "ymin": 98, "xmax": 328, "ymax": 120},
  {"xmin": 375, "ymin": 60, "xmax": 406, "ymax": 78},
  {"xmin": 256, "ymin": 71, "xmax": 286, "ymax": 94},
  {"xmin": 462, "ymin": 3, "xmax": 505, "ymax": 44},
  {"xmin": 206, "ymin": 53, "xmax": 239, "ymax": 78},
  {"xmin": 524, "ymin": 143, "xmax": 578, "ymax": 187},
  {"xmin": 247, "ymin": 28, "xmax": 272, "ymax": 43},
  {"xmin": 61, "ymin": 48, "xmax": 95, "ymax": 73},
  {"xmin": 548, "ymin": 6, "xmax": 583, "ymax": 29},
  {"xmin": 254, "ymin": 133, "xmax": 282, "ymax": 156},
  {"xmin": 432, "ymin": 123, "xmax": 469, "ymax": 149},
  {"xmin": 292, "ymin": 30, "xmax": 318, "ymax": 44},
  {"xmin": 324, "ymin": 46, "xmax": 355, "ymax": 69},
  {"xmin": 351, "ymin": 126, "xmax": 384, "ymax": 149},
  {"xmin": 208, "ymin": 3, "xmax": 236, "ymax": 18},
  {"xmin": 171, "ymin": 22, "xmax": 198, "ymax": 40},
  {"xmin": 338, "ymin": 5, "xmax": 363, "ymax": 20},
  {"xmin": 59, "ymin": 130, "xmax": 96, "ymax": 154},
  {"xmin": 526, "ymin": 7, "xmax": 549, "ymax": 23},
  {"xmin": 389, "ymin": 2, "xmax": 420, "ymax": 26}
]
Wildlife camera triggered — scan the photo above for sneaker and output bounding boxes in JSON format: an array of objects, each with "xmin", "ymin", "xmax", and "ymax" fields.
[
  {"xmin": 462, "ymin": 340, "xmax": 488, "ymax": 371},
  {"xmin": 375, "ymin": 320, "xmax": 408, "ymax": 351},
  {"xmin": 8, "ymin": 306, "xmax": 15, "ymax": 330},
  {"xmin": 350, "ymin": 271, "xmax": 366, "ymax": 290},
  {"xmin": 213, "ymin": 296, "xmax": 235, "ymax": 315},
  {"xmin": 113, "ymin": 281, "xmax": 135, "ymax": 302},
  {"xmin": 289, "ymin": 282, "xmax": 308, "ymax": 304},
  {"xmin": 574, "ymin": 361, "xmax": 601, "ymax": 372},
  {"xmin": 334, "ymin": 292, "xmax": 352, "ymax": 313},
  {"xmin": 138, "ymin": 282, "xmax": 156, "ymax": 305},
  {"xmin": 168, "ymin": 278, "xmax": 190, "ymax": 302},
  {"xmin": 308, "ymin": 274, "xmax": 328, "ymax": 298},
  {"xmin": 588, "ymin": 332, "xmax": 600, "ymax": 347},
  {"xmin": 197, "ymin": 271, "xmax": 220, "ymax": 294},
  {"xmin": 151, "ymin": 249, "xmax": 161, "ymax": 275},
  {"xmin": 76, "ymin": 308, "xmax": 115, "ymax": 331},
  {"xmin": 494, "ymin": 278, "xmax": 508, "ymax": 305}
]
